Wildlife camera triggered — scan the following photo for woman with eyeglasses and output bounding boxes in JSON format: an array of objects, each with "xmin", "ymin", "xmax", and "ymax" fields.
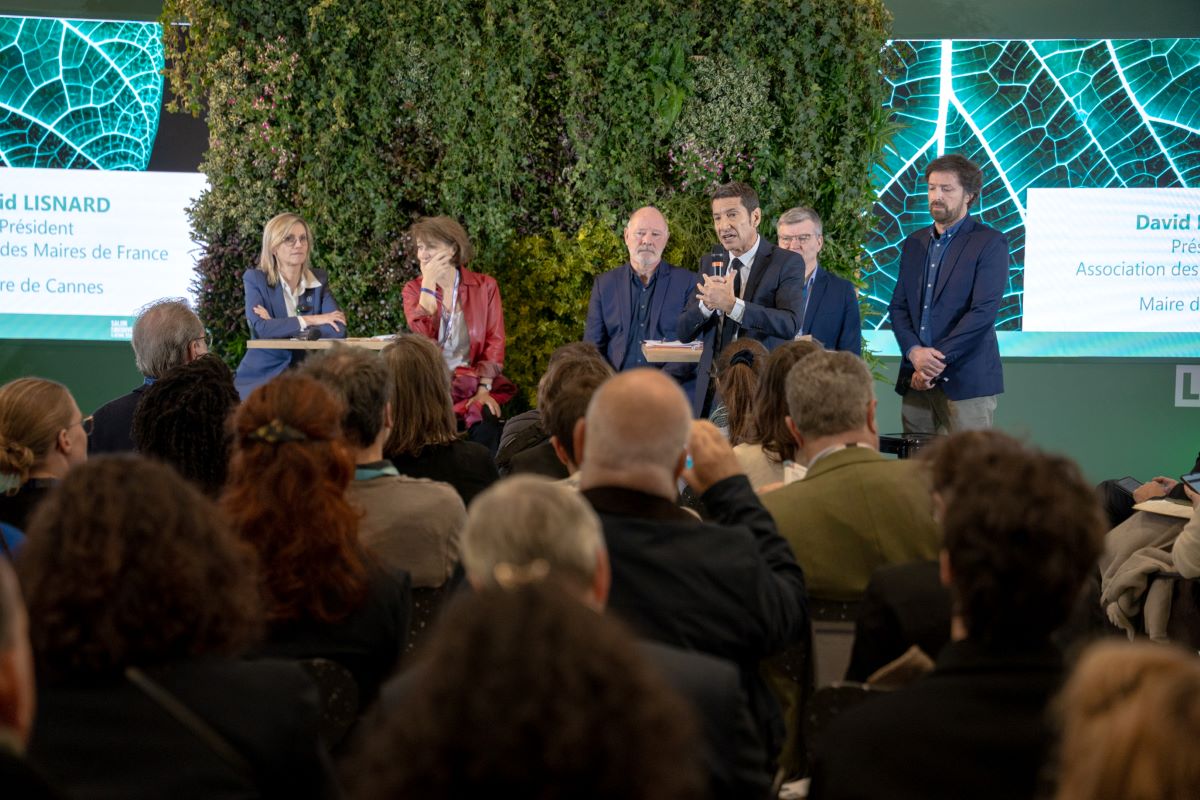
[
  {"xmin": 402, "ymin": 215, "xmax": 515, "ymax": 454},
  {"xmin": 234, "ymin": 212, "xmax": 347, "ymax": 399},
  {"xmin": 0, "ymin": 377, "xmax": 89, "ymax": 535}
]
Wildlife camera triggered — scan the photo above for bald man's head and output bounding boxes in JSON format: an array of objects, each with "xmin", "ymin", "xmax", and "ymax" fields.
[
  {"xmin": 624, "ymin": 206, "xmax": 670, "ymax": 272},
  {"xmin": 583, "ymin": 369, "xmax": 692, "ymax": 476}
]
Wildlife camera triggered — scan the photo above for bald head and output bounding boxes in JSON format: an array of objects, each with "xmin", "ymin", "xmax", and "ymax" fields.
[
  {"xmin": 582, "ymin": 369, "xmax": 692, "ymax": 477},
  {"xmin": 624, "ymin": 206, "xmax": 670, "ymax": 275}
]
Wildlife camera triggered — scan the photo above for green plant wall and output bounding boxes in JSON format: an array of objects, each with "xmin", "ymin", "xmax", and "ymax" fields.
[{"xmin": 161, "ymin": 0, "xmax": 892, "ymax": 406}]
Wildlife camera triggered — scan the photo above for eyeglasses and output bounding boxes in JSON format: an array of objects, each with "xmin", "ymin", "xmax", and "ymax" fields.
[
  {"xmin": 779, "ymin": 234, "xmax": 818, "ymax": 245},
  {"xmin": 192, "ymin": 330, "xmax": 212, "ymax": 350},
  {"xmin": 281, "ymin": 234, "xmax": 309, "ymax": 247},
  {"xmin": 68, "ymin": 415, "xmax": 94, "ymax": 436}
]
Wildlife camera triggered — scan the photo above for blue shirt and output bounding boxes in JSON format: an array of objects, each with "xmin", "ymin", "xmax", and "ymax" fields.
[
  {"xmin": 918, "ymin": 215, "xmax": 968, "ymax": 347},
  {"xmin": 622, "ymin": 265, "xmax": 659, "ymax": 369}
]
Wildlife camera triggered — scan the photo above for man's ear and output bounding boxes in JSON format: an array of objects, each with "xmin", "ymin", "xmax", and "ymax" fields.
[
  {"xmin": 572, "ymin": 418, "xmax": 587, "ymax": 469},
  {"xmin": 381, "ymin": 401, "xmax": 393, "ymax": 432},
  {"xmin": 550, "ymin": 435, "xmax": 572, "ymax": 469},
  {"xmin": 750, "ymin": 207, "xmax": 762, "ymax": 229},
  {"xmin": 186, "ymin": 339, "xmax": 204, "ymax": 362},
  {"xmin": 866, "ymin": 398, "xmax": 878, "ymax": 435},
  {"xmin": 591, "ymin": 548, "xmax": 612, "ymax": 609},
  {"xmin": 785, "ymin": 416, "xmax": 804, "ymax": 447}
]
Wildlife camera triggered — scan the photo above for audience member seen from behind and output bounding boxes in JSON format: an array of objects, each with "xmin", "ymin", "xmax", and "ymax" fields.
[
  {"xmin": 22, "ymin": 457, "xmax": 338, "ymax": 799},
  {"xmin": 380, "ymin": 334, "xmax": 498, "ymax": 505},
  {"xmin": 0, "ymin": 559, "xmax": 62, "ymax": 798},
  {"xmin": 808, "ymin": 433, "xmax": 1107, "ymax": 800},
  {"xmin": 234, "ymin": 212, "xmax": 348, "ymax": 398},
  {"xmin": 131, "ymin": 354, "xmax": 240, "ymax": 498},
  {"xmin": 302, "ymin": 345, "xmax": 465, "ymax": 589},
  {"xmin": 734, "ymin": 339, "xmax": 822, "ymax": 490},
  {"xmin": 711, "ymin": 339, "xmax": 767, "ymax": 444},
  {"xmin": 347, "ymin": 581, "xmax": 705, "ymax": 800},
  {"xmin": 223, "ymin": 374, "xmax": 412, "ymax": 711},
  {"xmin": 1053, "ymin": 640, "xmax": 1200, "ymax": 800},
  {"xmin": 448, "ymin": 476, "xmax": 769, "ymax": 799},
  {"xmin": 498, "ymin": 341, "xmax": 610, "ymax": 479},
  {"xmin": 0, "ymin": 378, "xmax": 88, "ymax": 533},
  {"xmin": 539, "ymin": 358, "xmax": 614, "ymax": 485},
  {"xmin": 402, "ymin": 215, "xmax": 515, "ymax": 453},
  {"xmin": 90, "ymin": 298, "xmax": 208, "ymax": 454},
  {"xmin": 577, "ymin": 368, "xmax": 808, "ymax": 764}
]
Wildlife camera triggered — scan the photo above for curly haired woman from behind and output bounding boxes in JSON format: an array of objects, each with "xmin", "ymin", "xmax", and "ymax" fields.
[{"xmin": 345, "ymin": 581, "xmax": 705, "ymax": 800}]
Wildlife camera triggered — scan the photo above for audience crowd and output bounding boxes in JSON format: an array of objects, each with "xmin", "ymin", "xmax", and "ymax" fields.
[{"xmin": 0, "ymin": 280, "xmax": 1196, "ymax": 800}]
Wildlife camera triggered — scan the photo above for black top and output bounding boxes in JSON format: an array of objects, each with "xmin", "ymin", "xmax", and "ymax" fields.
[
  {"xmin": 844, "ymin": 560, "xmax": 951, "ymax": 682},
  {"xmin": 0, "ymin": 744, "xmax": 65, "ymax": 799},
  {"xmin": 810, "ymin": 639, "xmax": 1064, "ymax": 800},
  {"xmin": 0, "ymin": 480, "xmax": 56, "ymax": 531},
  {"xmin": 251, "ymin": 566, "xmax": 412, "ymax": 710},
  {"xmin": 387, "ymin": 439, "xmax": 498, "ymax": 506},
  {"xmin": 89, "ymin": 385, "xmax": 147, "ymax": 455},
  {"xmin": 29, "ymin": 658, "xmax": 338, "ymax": 800}
]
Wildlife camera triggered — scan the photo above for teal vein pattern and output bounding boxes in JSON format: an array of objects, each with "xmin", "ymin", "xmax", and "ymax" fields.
[
  {"xmin": 0, "ymin": 16, "xmax": 164, "ymax": 170},
  {"xmin": 865, "ymin": 39, "xmax": 1200, "ymax": 331}
]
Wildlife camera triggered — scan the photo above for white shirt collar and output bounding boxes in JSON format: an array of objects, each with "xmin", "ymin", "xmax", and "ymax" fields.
[{"xmin": 731, "ymin": 235, "xmax": 761, "ymax": 269}]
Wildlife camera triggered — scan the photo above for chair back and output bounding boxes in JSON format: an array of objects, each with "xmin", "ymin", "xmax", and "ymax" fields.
[
  {"xmin": 802, "ymin": 682, "xmax": 885, "ymax": 773},
  {"xmin": 811, "ymin": 599, "xmax": 861, "ymax": 687}
]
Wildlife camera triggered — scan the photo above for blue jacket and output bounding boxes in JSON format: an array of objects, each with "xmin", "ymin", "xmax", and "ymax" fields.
[
  {"xmin": 234, "ymin": 267, "xmax": 346, "ymax": 398},
  {"xmin": 888, "ymin": 216, "xmax": 1008, "ymax": 401},
  {"xmin": 584, "ymin": 261, "xmax": 697, "ymax": 396},
  {"xmin": 677, "ymin": 240, "xmax": 806, "ymax": 417},
  {"xmin": 801, "ymin": 266, "xmax": 861, "ymax": 355}
]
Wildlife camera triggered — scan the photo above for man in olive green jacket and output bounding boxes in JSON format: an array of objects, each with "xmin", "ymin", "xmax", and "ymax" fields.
[{"xmin": 762, "ymin": 350, "xmax": 939, "ymax": 602}]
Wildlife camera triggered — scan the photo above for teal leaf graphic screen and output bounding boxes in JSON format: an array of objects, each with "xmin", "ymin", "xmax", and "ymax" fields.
[
  {"xmin": 865, "ymin": 39, "xmax": 1200, "ymax": 358},
  {"xmin": 0, "ymin": 16, "xmax": 164, "ymax": 170}
]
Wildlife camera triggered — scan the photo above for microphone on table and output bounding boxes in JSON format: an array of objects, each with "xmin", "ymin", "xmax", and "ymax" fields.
[{"xmin": 292, "ymin": 326, "xmax": 321, "ymax": 341}]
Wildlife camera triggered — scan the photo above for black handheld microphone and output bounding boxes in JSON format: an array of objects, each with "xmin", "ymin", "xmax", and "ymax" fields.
[{"xmin": 709, "ymin": 245, "xmax": 726, "ymax": 278}]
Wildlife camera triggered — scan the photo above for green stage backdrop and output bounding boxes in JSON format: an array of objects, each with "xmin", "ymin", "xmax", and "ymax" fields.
[{"xmin": 0, "ymin": 0, "xmax": 1197, "ymax": 482}]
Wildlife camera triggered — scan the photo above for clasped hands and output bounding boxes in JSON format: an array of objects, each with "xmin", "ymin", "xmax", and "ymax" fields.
[
  {"xmin": 695, "ymin": 273, "xmax": 736, "ymax": 315},
  {"xmin": 253, "ymin": 304, "xmax": 345, "ymax": 332},
  {"xmin": 908, "ymin": 346, "xmax": 946, "ymax": 391}
]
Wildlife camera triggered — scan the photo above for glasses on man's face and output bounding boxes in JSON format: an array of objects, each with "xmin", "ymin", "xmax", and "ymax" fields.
[
  {"xmin": 779, "ymin": 234, "xmax": 816, "ymax": 245},
  {"xmin": 68, "ymin": 415, "xmax": 94, "ymax": 436}
]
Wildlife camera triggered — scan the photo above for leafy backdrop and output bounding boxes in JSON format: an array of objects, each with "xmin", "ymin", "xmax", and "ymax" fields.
[{"xmin": 162, "ymin": 0, "xmax": 892, "ymax": 407}]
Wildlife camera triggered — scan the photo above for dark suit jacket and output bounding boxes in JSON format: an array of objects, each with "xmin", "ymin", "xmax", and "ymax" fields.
[
  {"xmin": 0, "ymin": 744, "xmax": 64, "ymax": 799},
  {"xmin": 844, "ymin": 560, "xmax": 951, "ymax": 683},
  {"xmin": 585, "ymin": 261, "xmax": 697, "ymax": 394},
  {"xmin": 801, "ymin": 266, "xmax": 861, "ymax": 354},
  {"xmin": 234, "ymin": 268, "xmax": 346, "ymax": 399},
  {"xmin": 29, "ymin": 658, "xmax": 338, "ymax": 799},
  {"xmin": 677, "ymin": 240, "xmax": 805, "ymax": 416},
  {"xmin": 888, "ymin": 216, "xmax": 1008, "ymax": 400},
  {"xmin": 809, "ymin": 639, "xmax": 1063, "ymax": 800},
  {"xmin": 583, "ymin": 476, "xmax": 809, "ymax": 758},
  {"xmin": 89, "ymin": 384, "xmax": 147, "ymax": 454}
]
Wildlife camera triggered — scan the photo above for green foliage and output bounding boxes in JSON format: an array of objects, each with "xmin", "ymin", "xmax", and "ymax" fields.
[{"xmin": 162, "ymin": 0, "xmax": 892, "ymax": 388}]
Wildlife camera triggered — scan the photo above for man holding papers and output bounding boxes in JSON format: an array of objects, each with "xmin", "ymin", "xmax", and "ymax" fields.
[{"xmin": 585, "ymin": 206, "xmax": 696, "ymax": 397}]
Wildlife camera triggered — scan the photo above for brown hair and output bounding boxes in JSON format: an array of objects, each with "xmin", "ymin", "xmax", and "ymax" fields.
[
  {"xmin": 750, "ymin": 339, "xmax": 824, "ymax": 462},
  {"xmin": 710, "ymin": 181, "xmax": 760, "ymax": 214},
  {"xmin": 0, "ymin": 378, "xmax": 76, "ymax": 492},
  {"xmin": 1054, "ymin": 640, "xmax": 1200, "ymax": 800},
  {"xmin": 222, "ymin": 374, "xmax": 368, "ymax": 624},
  {"xmin": 380, "ymin": 334, "xmax": 460, "ymax": 457},
  {"xmin": 344, "ymin": 582, "xmax": 704, "ymax": 799},
  {"xmin": 542, "ymin": 361, "xmax": 613, "ymax": 463},
  {"xmin": 929, "ymin": 433, "xmax": 1105, "ymax": 645},
  {"xmin": 19, "ymin": 457, "xmax": 262, "ymax": 682},
  {"xmin": 926, "ymin": 154, "xmax": 983, "ymax": 207},
  {"xmin": 408, "ymin": 215, "xmax": 475, "ymax": 268},
  {"xmin": 301, "ymin": 345, "xmax": 393, "ymax": 449},
  {"xmin": 716, "ymin": 340, "xmax": 767, "ymax": 446},
  {"xmin": 536, "ymin": 341, "xmax": 608, "ymax": 409}
]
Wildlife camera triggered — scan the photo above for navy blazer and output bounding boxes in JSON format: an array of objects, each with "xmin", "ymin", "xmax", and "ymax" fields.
[
  {"xmin": 677, "ymin": 239, "xmax": 805, "ymax": 417},
  {"xmin": 584, "ymin": 261, "xmax": 697, "ymax": 394},
  {"xmin": 234, "ymin": 267, "xmax": 346, "ymax": 398},
  {"xmin": 801, "ymin": 266, "xmax": 861, "ymax": 354},
  {"xmin": 888, "ymin": 216, "xmax": 1007, "ymax": 401}
]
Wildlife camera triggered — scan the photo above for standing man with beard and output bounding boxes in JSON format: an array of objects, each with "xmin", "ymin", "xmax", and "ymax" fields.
[
  {"xmin": 888, "ymin": 155, "xmax": 1008, "ymax": 433},
  {"xmin": 585, "ymin": 206, "xmax": 698, "ymax": 398},
  {"xmin": 678, "ymin": 183, "xmax": 806, "ymax": 417}
]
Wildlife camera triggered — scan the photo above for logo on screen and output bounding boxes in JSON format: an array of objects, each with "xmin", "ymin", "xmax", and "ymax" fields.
[{"xmin": 1176, "ymin": 366, "xmax": 1200, "ymax": 408}]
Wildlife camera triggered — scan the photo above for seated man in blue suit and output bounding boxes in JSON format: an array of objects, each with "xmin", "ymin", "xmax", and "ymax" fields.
[
  {"xmin": 888, "ymin": 154, "xmax": 1008, "ymax": 433},
  {"xmin": 776, "ymin": 206, "xmax": 861, "ymax": 354},
  {"xmin": 234, "ymin": 212, "xmax": 347, "ymax": 398},
  {"xmin": 677, "ymin": 182, "xmax": 806, "ymax": 417},
  {"xmin": 584, "ymin": 206, "xmax": 696, "ymax": 398}
]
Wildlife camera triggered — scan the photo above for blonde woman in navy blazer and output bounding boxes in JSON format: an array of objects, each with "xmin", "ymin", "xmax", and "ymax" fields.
[{"xmin": 234, "ymin": 213, "xmax": 347, "ymax": 398}]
